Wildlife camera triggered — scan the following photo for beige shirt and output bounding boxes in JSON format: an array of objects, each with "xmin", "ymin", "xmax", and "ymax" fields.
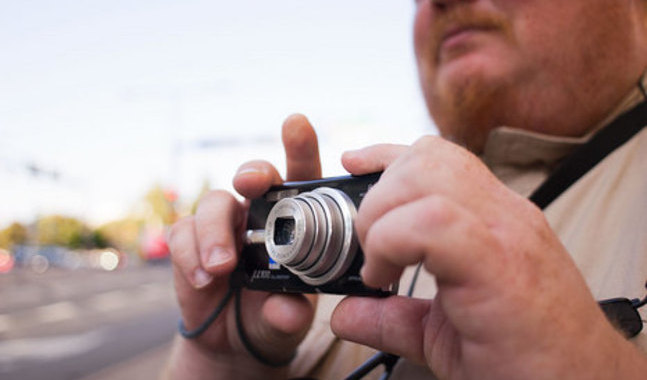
[{"xmin": 290, "ymin": 78, "xmax": 647, "ymax": 379}]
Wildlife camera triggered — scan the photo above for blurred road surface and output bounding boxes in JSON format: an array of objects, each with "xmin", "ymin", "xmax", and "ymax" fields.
[{"xmin": 0, "ymin": 263, "xmax": 178, "ymax": 380}]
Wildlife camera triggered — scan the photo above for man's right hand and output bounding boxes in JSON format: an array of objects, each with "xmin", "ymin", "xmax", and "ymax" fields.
[{"xmin": 165, "ymin": 114, "xmax": 322, "ymax": 379}]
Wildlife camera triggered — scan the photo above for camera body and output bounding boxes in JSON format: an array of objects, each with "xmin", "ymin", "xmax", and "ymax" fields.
[{"xmin": 238, "ymin": 173, "xmax": 394, "ymax": 296}]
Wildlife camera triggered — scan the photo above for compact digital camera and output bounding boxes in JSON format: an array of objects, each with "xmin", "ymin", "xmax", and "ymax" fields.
[{"xmin": 238, "ymin": 173, "xmax": 395, "ymax": 296}]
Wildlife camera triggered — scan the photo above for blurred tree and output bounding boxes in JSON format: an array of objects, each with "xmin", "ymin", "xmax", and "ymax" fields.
[
  {"xmin": 190, "ymin": 179, "xmax": 211, "ymax": 215},
  {"xmin": 97, "ymin": 217, "xmax": 144, "ymax": 254},
  {"xmin": 36, "ymin": 215, "xmax": 88, "ymax": 248},
  {"xmin": 90, "ymin": 230, "xmax": 110, "ymax": 249},
  {"xmin": 0, "ymin": 222, "xmax": 28, "ymax": 249},
  {"xmin": 144, "ymin": 184, "xmax": 178, "ymax": 225}
]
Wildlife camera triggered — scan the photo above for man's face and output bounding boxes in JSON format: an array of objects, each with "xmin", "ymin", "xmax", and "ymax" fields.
[{"xmin": 414, "ymin": 0, "xmax": 647, "ymax": 151}]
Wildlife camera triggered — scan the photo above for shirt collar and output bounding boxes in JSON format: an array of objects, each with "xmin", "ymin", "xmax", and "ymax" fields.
[{"xmin": 481, "ymin": 72, "xmax": 647, "ymax": 169}]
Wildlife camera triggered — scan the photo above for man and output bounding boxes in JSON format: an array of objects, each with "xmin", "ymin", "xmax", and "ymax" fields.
[{"xmin": 165, "ymin": 0, "xmax": 647, "ymax": 378}]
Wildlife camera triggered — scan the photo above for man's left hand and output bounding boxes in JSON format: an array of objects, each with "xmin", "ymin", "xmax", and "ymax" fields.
[{"xmin": 331, "ymin": 135, "xmax": 645, "ymax": 379}]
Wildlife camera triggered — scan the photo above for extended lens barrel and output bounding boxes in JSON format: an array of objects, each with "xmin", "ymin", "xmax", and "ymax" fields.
[{"xmin": 264, "ymin": 187, "xmax": 358, "ymax": 286}]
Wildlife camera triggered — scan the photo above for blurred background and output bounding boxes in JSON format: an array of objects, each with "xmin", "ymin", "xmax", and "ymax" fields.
[{"xmin": 0, "ymin": 1, "xmax": 432, "ymax": 379}]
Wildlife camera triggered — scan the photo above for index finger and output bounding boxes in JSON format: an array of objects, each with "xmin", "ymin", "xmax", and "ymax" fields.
[
  {"xmin": 233, "ymin": 114, "xmax": 321, "ymax": 199},
  {"xmin": 282, "ymin": 114, "xmax": 321, "ymax": 181}
]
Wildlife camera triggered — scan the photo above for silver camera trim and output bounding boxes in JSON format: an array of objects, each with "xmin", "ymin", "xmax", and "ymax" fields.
[
  {"xmin": 263, "ymin": 187, "xmax": 358, "ymax": 286},
  {"xmin": 264, "ymin": 198, "xmax": 315, "ymax": 265}
]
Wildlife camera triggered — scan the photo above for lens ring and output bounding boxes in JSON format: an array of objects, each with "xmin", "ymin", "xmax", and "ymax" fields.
[
  {"xmin": 298, "ymin": 192, "xmax": 343, "ymax": 276},
  {"xmin": 297, "ymin": 187, "xmax": 357, "ymax": 286},
  {"xmin": 290, "ymin": 193, "xmax": 328, "ymax": 271},
  {"xmin": 264, "ymin": 197, "xmax": 315, "ymax": 266},
  {"xmin": 289, "ymin": 191, "xmax": 343, "ymax": 276}
]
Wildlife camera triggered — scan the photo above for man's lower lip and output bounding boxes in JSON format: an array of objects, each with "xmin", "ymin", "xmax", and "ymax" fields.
[
  {"xmin": 437, "ymin": 28, "xmax": 492, "ymax": 62},
  {"xmin": 442, "ymin": 28, "xmax": 483, "ymax": 50}
]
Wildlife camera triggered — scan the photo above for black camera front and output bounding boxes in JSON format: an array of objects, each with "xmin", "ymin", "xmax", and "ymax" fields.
[{"xmin": 238, "ymin": 173, "xmax": 394, "ymax": 296}]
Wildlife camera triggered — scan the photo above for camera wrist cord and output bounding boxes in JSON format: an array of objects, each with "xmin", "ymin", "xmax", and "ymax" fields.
[
  {"xmin": 178, "ymin": 86, "xmax": 647, "ymax": 376},
  {"xmin": 178, "ymin": 272, "xmax": 296, "ymax": 368}
]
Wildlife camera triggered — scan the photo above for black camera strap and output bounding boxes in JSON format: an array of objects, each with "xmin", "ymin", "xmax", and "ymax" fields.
[{"xmin": 529, "ymin": 99, "xmax": 647, "ymax": 209}]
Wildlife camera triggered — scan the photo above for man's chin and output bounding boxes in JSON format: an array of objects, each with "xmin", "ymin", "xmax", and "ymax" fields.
[
  {"xmin": 437, "ymin": 48, "xmax": 511, "ymax": 90},
  {"xmin": 429, "ymin": 54, "xmax": 514, "ymax": 152}
]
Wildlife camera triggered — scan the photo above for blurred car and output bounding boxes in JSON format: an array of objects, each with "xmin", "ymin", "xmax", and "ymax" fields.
[
  {"xmin": 0, "ymin": 248, "xmax": 15, "ymax": 273},
  {"xmin": 11, "ymin": 245, "xmax": 125, "ymax": 272},
  {"xmin": 13, "ymin": 245, "xmax": 75, "ymax": 272},
  {"xmin": 140, "ymin": 229, "xmax": 170, "ymax": 263}
]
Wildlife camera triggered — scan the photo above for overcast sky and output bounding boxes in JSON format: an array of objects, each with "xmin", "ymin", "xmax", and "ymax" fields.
[{"xmin": 0, "ymin": 1, "xmax": 434, "ymax": 227}]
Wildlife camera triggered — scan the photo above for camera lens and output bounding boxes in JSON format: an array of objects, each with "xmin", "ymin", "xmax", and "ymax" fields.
[
  {"xmin": 273, "ymin": 217, "xmax": 296, "ymax": 246},
  {"xmin": 264, "ymin": 187, "xmax": 357, "ymax": 286}
]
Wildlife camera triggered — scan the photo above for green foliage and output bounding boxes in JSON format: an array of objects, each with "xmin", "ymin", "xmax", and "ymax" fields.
[
  {"xmin": 0, "ymin": 183, "xmax": 192, "ymax": 253},
  {"xmin": 34, "ymin": 215, "xmax": 112, "ymax": 249},
  {"xmin": 36, "ymin": 215, "xmax": 88, "ymax": 248},
  {"xmin": 0, "ymin": 222, "xmax": 28, "ymax": 249},
  {"xmin": 144, "ymin": 184, "xmax": 178, "ymax": 225},
  {"xmin": 90, "ymin": 230, "xmax": 110, "ymax": 249},
  {"xmin": 97, "ymin": 217, "xmax": 144, "ymax": 253},
  {"xmin": 190, "ymin": 179, "xmax": 211, "ymax": 215}
]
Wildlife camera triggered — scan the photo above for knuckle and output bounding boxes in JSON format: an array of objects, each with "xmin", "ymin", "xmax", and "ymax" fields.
[
  {"xmin": 414, "ymin": 134, "xmax": 440, "ymax": 147},
  {"xmin": 169, "ymin": 242, "xmax": 196, "ymax": 272},
  {"xmin": 364, "ymin": 224, "xmax": 386, "ymax": 258},
  {"xmin": 418, "ymin": 195, "xmax": 457, "ymax": 227},
  {"xmin": 169, "ymin": 243, "xmax": 191, "ymax": 267},
  {"xmin": 198, "ymin": 189, "xmax": 234, "ymax": 206},
  {"xmin": 193, "ymin": 191, "xmax": 242, "ymax": 259},
  {"xmin": 523, "ymin": 200, "xmax": 553, "ymax": 238},
  {"xmin": 167, "ymin": 216, "xmax": 194, "ymax": 251},
  {"xmin": 195, "ymin": 190, "xmax": 239, "ymax": 222},
  {"xmin": 412, "ymin": 135, "xmax": 443, "ymax": 154},
  {"xmin": 355, "ymin": 202, "xmax": 375, "ymax": 242}
]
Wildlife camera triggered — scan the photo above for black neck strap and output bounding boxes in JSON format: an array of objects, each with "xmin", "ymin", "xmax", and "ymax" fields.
[{"xmin": 529, "ymin": 100, "xmax": 647, "ymax": 210}]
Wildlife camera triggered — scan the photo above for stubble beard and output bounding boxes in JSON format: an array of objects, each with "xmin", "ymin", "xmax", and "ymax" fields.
[
  {"xmin": 426, "ymin": 69, "xmax": 508, "ymax": 153},
  {"xmin": 420, "ymin": 7, "xmax": 515, "ymax": 153}
]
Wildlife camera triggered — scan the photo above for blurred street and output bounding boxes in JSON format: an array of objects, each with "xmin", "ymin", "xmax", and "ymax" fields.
[{"xmin": 0, "ymin": 264, "xmax": 178, "ymax": 380}]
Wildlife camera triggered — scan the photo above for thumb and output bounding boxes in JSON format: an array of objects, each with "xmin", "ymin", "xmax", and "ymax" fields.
[{"xmin": 330, "ymin": 295, "xmax": 434, "ymax": 365}]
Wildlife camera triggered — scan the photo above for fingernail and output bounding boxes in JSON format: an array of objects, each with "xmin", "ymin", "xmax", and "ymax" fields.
[
  {"xmin": 193, "ymin": 268, "xmax": 213, "ymax": 289},
  {"xmin": 208, "ymin": 247, "xmax": 232, "ymax": 268},
  {"xmin": 342, "ymin": 150, "xmax": 358, "ymax": 158},
  {"xmin": 236, "ymin": 166, "xmax": 264, "ymax": 177}
]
